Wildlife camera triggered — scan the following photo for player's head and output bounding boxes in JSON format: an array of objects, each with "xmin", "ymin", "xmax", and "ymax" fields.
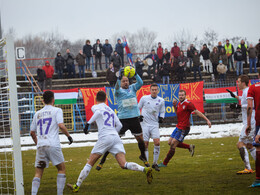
[
  {"xmin": 96, "ymin": 91, "xmax": 106, "ymax": 103},
  {"xmin": 121, "ymin": 76, "xmax": 129, "ymax": 89},
  {"xmin": 237, "ymin": 75, "xmax": 249, "ymax": 90},
  {"xmin": 43, "ymin": 91, "xmax": 54, "ymax": 105},
  {"xmin": 150, "ymin": 83, "xmax": 159, "ymax": 98},
  {"xmin": 178, "ymin": 89, "xmax": 186, "ymax": 102}
]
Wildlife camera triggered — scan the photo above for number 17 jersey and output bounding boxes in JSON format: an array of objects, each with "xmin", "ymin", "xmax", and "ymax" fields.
[{"xmin": 30, "ymin": 105, "xmax": 64, "ymax": 148}]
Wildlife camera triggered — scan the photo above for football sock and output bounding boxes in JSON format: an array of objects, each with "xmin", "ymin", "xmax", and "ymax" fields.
[
  {"xmin": 57, "ymin": 173, "xmax": 66, "ymax": 195},
  {"xmin": 76, "ymin": 164, "xmax": 92, "ymax": 187},
  {"xmin": 145, "ymin": 150, "xmax": 149, "ymax": 162},
  {"xmin": 249, "ymin": 147, "xmax": 256, "ymax": 160},
  {"xmin": 177, "ymin": 142, "xmax": 190, "ymax": 149},
  {"xmin": 31, "ymin": 177, "xmax": 40, "ymax": 195},
  {"xmin": 239, "ymin": 147, "xmax": 251, "ymax": 170},
  {"xmin": 163, "ymin": 147, "xmax": 175, "ymax": 165},
  {"xmin": 99, "ymin": 151, "xmax": 110, "ymax": 164},
  {"xmin": 153, "ymin": 145, "xmax": 160, "ymax": 164},
  {"xmin": 256, "ymin": 151, "xmax": 260, "ymax": 180},
  {"xmin": 138, "ymin": 141, "xmax": 147, "ymax": 160},
  {"xmin": 124, "ymin": 162, "xmax": 144, "ymax": 172}
]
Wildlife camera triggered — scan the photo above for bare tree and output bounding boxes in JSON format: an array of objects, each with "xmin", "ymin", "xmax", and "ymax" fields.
[
  {"xmin": 168, "ymin": 29, "xmax": 195, "ymax": 51},
  {"xmin": 203, "ymin": 28, "xmax": 218, "ymax": 49}
]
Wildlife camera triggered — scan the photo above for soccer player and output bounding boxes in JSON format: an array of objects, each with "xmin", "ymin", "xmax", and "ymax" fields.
[
  {"xmin": 227, "ymin": 75, "xmax": 256, "ymax": 174},
  {"xmin": 138, "ymin": 83, "xmax": 165, "ymax": 171},
  {"xmin": 158, "ymin": 89, "xmax": 211, "ymax": 167},
  {"xmin": 30, "ymin": 91, "xmax": 73, "ymax": 195},
  {"xmin": 246, "ymin": 70, "xmax": 260, "ymax": 187},
  {"xmin": 96, "ymin": 72, "xmax": 149, "ymax": 170},
  {"xmin": 67, "ymin": 91, "xmax": 153, "ymax": 192}
]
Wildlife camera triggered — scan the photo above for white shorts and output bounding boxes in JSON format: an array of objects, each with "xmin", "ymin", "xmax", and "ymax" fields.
[
  {"xmin": 239, "ymin": 124, "xmax": 255, "ymax": 144},
  {"xmin": 141, "ymin": 123, "xmax": 160, "ymax": 141},
  {"xmin": 91, "ymin": 134, "xmax": 125, "ymax": 156},
  {"xmin": 35, "ymin": 146, "xmax": 64, "ymax": 168}
]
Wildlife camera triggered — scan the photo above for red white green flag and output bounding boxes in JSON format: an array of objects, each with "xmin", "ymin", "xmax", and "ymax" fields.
[
  {"xmin": 204, "ymin": 87, "xmax": 237, "ymax": 103},
  {"xmin": 50, "ymin": 88, "xmax": 79, "ymax": 105}
]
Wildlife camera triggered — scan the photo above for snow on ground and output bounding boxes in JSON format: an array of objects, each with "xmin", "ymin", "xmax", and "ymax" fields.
[{"xmin": 0, "ymin": 123, "xmax": 242, "ymax": 152}]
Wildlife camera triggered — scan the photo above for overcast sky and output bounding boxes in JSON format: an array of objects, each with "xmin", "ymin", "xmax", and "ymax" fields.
[{"xmin": 1, "ymin": 0, "xmax": 260, "ymax": 45}]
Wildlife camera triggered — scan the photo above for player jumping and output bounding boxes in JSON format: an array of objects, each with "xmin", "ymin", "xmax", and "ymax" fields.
[
  {"xmin": 158, "ymin": 89, "xmax": 211, "ymax": 167},
  {"xmin": 67, "ymin": 91, "xmax": 153, "ymax": 192},
  {"xmin": 227, "ymin": 75, "xmax": 256, "ymax": 174},
  {"xmin": 30, "ymin": 91, "xmax": 73, "ymax": 195}
]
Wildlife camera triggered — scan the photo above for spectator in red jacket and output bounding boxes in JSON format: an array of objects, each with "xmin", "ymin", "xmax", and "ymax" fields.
[
  {"xmin": 170, "ymin": 42, "xmax": 180, "ymax": 59},
  {"xmin": 157, "ymin": 42, "xmax": 164, "ymax": 69},
  {"xmin": 42, "ymin": 60, "xmax": 54, "ymax": 89}
]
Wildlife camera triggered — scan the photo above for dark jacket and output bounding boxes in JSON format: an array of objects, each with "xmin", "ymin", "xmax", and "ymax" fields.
[
  {"xmin": 210, "ymin": 51, "xmax": 219, "ymax": 64},
  {"xmin": 217, "ymin": 45, "xmax": 224, "ymax": 53},
  {"xmin": 93, "ymin": 43, "xmax": 103, "ymax": 57},
  {"xmin": 55, "ymin": 54, "xmax": 65, "ymax": 71},
  {"xmin": 111, "ymin": 54, "xmax": 122, "ymax": 69},
  {"xmin": 238, "ymin": 44, "xmax": 247, "ymax": 59},
  {"xmin": 256, "ymin": 43, "xmax": 260, "ymax": 54},
  {"xmin": 83, "ymin": 44, "xmax": 93, "ymax": 57},
  {"xmin": 248, "ymin": 47, "xmax": 257, "ymax": 58},
  {"xmin": 153, "ymin": 72, "xmax": 162, "ymax": 83},
  {"xmin": 234, "ymin": 51, "xmax": 243, "ymax": 61},
  {"xmin": 102, "ymin": 43, "xmax": 113, "ymax": 57},
  {"xmin": 37, "ymin": 68, "xmax": 46, "ymax": 82},
  {"xmin": 161, "ymin": 63, "xmax": 171, "ymax": 76},
  {"xmin": 219, "ymin": 54, "xmax": 228, "ymax": 65},
  {"xmin": 106, "ymin": 67, "xmax": 117, "ymax": 82},
  {"xmin": 144, "ymin": 54, "xmax": 159, "ymax": 65},
  {"xmin": 163, "ymin": 52, "xmax": 171, "ymax": 62},
  {"xmin": 76, "ymin": 53, "xmax": 86, "ymax": 66},
  {"xmin": 192, "ymin": 54, "xmax": 200, "ymax": 67},
  {"xmin": 187, "ymin": 46, "xmax": 197, "ymax": 58},
  {"xmin": 200, "ymin": 48, "xmax": 210, "ymax": 60},
  {"xmin": 64, "ymin": 53, "xmax": 75, "ymax": 65},
  {"xmin": 135, "ymin": 61, "xmax": 144, "ymax": 77},
  {"xmin": 115, "ymin": 43, "xmax": 124, "ymax": 55}
]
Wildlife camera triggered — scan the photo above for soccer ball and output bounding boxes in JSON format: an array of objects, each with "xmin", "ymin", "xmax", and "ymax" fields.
[{"xmin": 124, "ymin": 66, "xmax": 135, "ymax": 78}]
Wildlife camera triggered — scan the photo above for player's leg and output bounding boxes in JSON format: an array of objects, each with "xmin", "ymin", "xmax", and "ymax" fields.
[
  {"xmin": 236, "ymin": 141, "xmax": 253, "ymax": 173},
  {"xmin": 142, "ymin": 123, "xmax": 150, "ymax": 163},
  {"xmin": 177, "ymin": 142, "xmax": 195, "ymax": 156},
  {"xmin": 250, "ymin": 126, "xmax": 260, "ymax": 187},
  {"xmin": 56, "ymin": 162, "xmax": 66, "ymax": 195},
  {"xmin": 152, "ymin": 138, "xmax": 160, "ymax": 171},
  {"xmin": 135, "ymin": 134, "xmax": 150, "ymax": 167},
  {"xmin": 144, "ymin": 141, "xmax": 149, "ymax": 163},
  {"xmin": 246, "ymin": 143, "xmax": 256, "ymax": 160},
  {"xmin": 159, "ymin": 138, "xmax": 179, "ymax": 167},
  {"xmin": 96, "ymin": 151, "xmax": 110, "ymax": 171},
  {"xmin": 32, "ymin": 168, "xmax": 44, "ymax": 195}
]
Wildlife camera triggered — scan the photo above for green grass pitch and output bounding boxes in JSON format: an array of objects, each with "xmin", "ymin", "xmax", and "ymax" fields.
[{"xmin": 21, "ymin": 137, "xmax": 260, "ymax": 194}]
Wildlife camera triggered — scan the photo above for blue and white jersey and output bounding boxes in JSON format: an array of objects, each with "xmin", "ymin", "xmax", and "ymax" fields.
[
  {"xmin": 114, "ymin": 74, "xmax": 143, "ymax": 119},
  {"xmin": 30, "ymin": 105, "xmax": 63, "ymax": 148}
]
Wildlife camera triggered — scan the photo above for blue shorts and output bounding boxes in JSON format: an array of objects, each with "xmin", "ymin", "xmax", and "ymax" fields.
[
  {"xmin": 253, "ymin": 126, "xmax": 260, "ymax": 147},
  {"xmin": 170, "ymin": 127, "xmax": 190, "ymax": 142}
]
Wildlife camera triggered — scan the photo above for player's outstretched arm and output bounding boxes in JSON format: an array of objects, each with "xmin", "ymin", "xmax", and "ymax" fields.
[
  {"xmin": 246, "ymin": 99, "xmax": 253, "ymax": 135},
  {"xmin": 133, "ymin": 73, "xmax": 143, "ymax": 91},
  {"xmin": 194, "ymin": 110, "xmax": 211, "ymax": 128},
  {"xmin": 58, "ymin": 123, "xmax": 73, "ymax": 145}
]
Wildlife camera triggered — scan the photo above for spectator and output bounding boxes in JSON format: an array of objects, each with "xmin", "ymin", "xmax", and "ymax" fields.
[
  {"xmin": 248, "ymin": 44, "xmax": 258, "ymax": 73},
  {"xmin": 144, "ymin": 49, "xmax": 159, "ymax": 78},
  {"xmin": 102, "ymin": 39, "xmax": 113, "ymax": 69},
  {"xmin": 93, "ymin": 39, "xmax": 103, "ymax": 71},
  {"xmin": 217, "ymin": 60, "xmax": 227, "ymax": 81},
  {"xmin": 200, "ymin": 44, "xmax": 211, "ymax": 73},
  {"xmin": 192, "ymin": 51, "xmax": 202, "ymax": 81},
  {"xmin": 76, "ymin": 49, "xmax": 86, "ymax": 78},
  {"xmin": 152, "ymin": 69, "xmax": 162, "ymax": 83},
  {"xmin": 219, "ymin": 48, "xmax": 228, "ymax": 67},
  {"xmin": 54, "ymin": 52, "xmax": 65, "ymax": 79},
  {"xmin": 217, "ymin": 41, "xmax": 224, "ymax": 53},
  {"xmin": 234, "ymin": 47, "xmax": 244, "ymax": 76},
  {"xmin": 36, "ymin": 65, "xmax": 46, "ymax": 91},
  {"xmin": 160, "ymin": 59, "xmax": 170, "ymax": 84},
  {"xmin": 42, "ymin": 61, "xmax": 54, "ymax": 89},
  {"xmin": 177, "ymin": 51, "xmax": 188, "ymax": 81},
  {"xmin": 238, "ymin": 39, "xmax": 248, "ymax": 67},
  {"xmin": 106, "ymin": 62, "xmax": 117, "ymax": 87},
  {"xmin": 135, "ymin": 57, "xmax": 144, "ymax": 79},
  {"xmin": 115, "ymin": 38, "xmax": 125, "ymax": 66},
  {"xmin": 83, "ymin": 40, "xmax": 93, "ymax": 71},
  {"xmin": 210, "ymin": 47, "xmax": 220, "ymax": 77},
  {"xmin": 224, "ymin": 39, "xmax": 235, "ymax": 72},
  {"xmin": 163, "ymin": 48, "xmax": 171, "ymax": 63},
  {"xmin": 157, "ymin": 42, "xmax": 164, "ymax": 69},
  {"xmin": 187, "ymin": 44, "xmax": 197, "ymax": 68},
  {"xmin": 111, "ymin": 51, "xmax": 122, "ymax": 70},
  {"xmin": 255, "ymin": 39, "xmax": 260, "ymax": 67},
  {"xmin": 64, "ymin": 49, "xmax": 76, "ymax": 78},
  {"xmin": 170, "ymin": 42, "xmax": 180, "ymax": 67}
]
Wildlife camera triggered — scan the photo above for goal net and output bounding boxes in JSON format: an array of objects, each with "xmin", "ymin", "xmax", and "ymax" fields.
[{"xmin": 0, "ymin": 36, "xmax": 24, "ymax": 194}]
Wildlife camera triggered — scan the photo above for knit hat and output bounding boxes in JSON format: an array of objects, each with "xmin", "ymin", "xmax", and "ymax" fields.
[
  {"xmin": 219, "ymin": 60, "xmax": 222, "ymax": 63},
  {"xmin": 45, "ymin": 61, "xmax": 50, "ymax": 65},
  {"xmin": 117, "ymin": 38, "xmax": 121, "ymax": 41}
]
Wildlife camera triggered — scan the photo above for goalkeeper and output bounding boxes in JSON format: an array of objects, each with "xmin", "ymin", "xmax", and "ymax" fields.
[{"xmin": 95, "ymin": 69, "xmax": 150, "ymax": 170}]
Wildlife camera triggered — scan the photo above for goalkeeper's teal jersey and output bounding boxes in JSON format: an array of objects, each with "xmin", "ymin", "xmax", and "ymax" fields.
[{"xmin": 114, "ymin": 74, "xmax": 143, "ymax": 119}]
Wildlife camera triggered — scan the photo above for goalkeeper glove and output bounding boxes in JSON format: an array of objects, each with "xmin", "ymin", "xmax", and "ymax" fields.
[
  {"xmin": 68, "ymin": 136, "xmax": 73, "ymax": 145},
  {"xmin": 84, "ymin": 123, "xmax": 90, "ymax": 134},
  {"xmin": 226, "ymin": 89, "xmax": 236, "ymax": 98},
  {"xmin": 158, "ymin": 117, "xmax": 164, "ymax": 124},
  {"xmin": 139, "ymin": 115, "xmax": 144, "ymax": 122},
  {"xmin": 118, "ymin": 68, "xmax": 124, "ymax": 80}
]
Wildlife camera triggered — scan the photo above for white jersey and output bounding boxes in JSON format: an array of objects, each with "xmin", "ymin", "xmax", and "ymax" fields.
[
  {"xmin": 240, "ymin": 87, "xmax": 255, "ymax": 125},
  {"xmin": 30, "ymin": 105, "xmax": 63, "ymax": 148},
  {"xmin": 138, "ymin": 95, "xmax": 165, "ymax": 126},
  {"xmin": 88, "ymin": 103, "xmax": 122, "ymax": 138}
]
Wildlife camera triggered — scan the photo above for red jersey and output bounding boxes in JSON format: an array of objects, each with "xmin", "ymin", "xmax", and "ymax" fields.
[
  {"xmin": 247, "ymin": 83, "xmax": 260, "ymax": 126},
  {"xmin": 176, "ymin": 100, "xmax": 196, "ymax": 130}
]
